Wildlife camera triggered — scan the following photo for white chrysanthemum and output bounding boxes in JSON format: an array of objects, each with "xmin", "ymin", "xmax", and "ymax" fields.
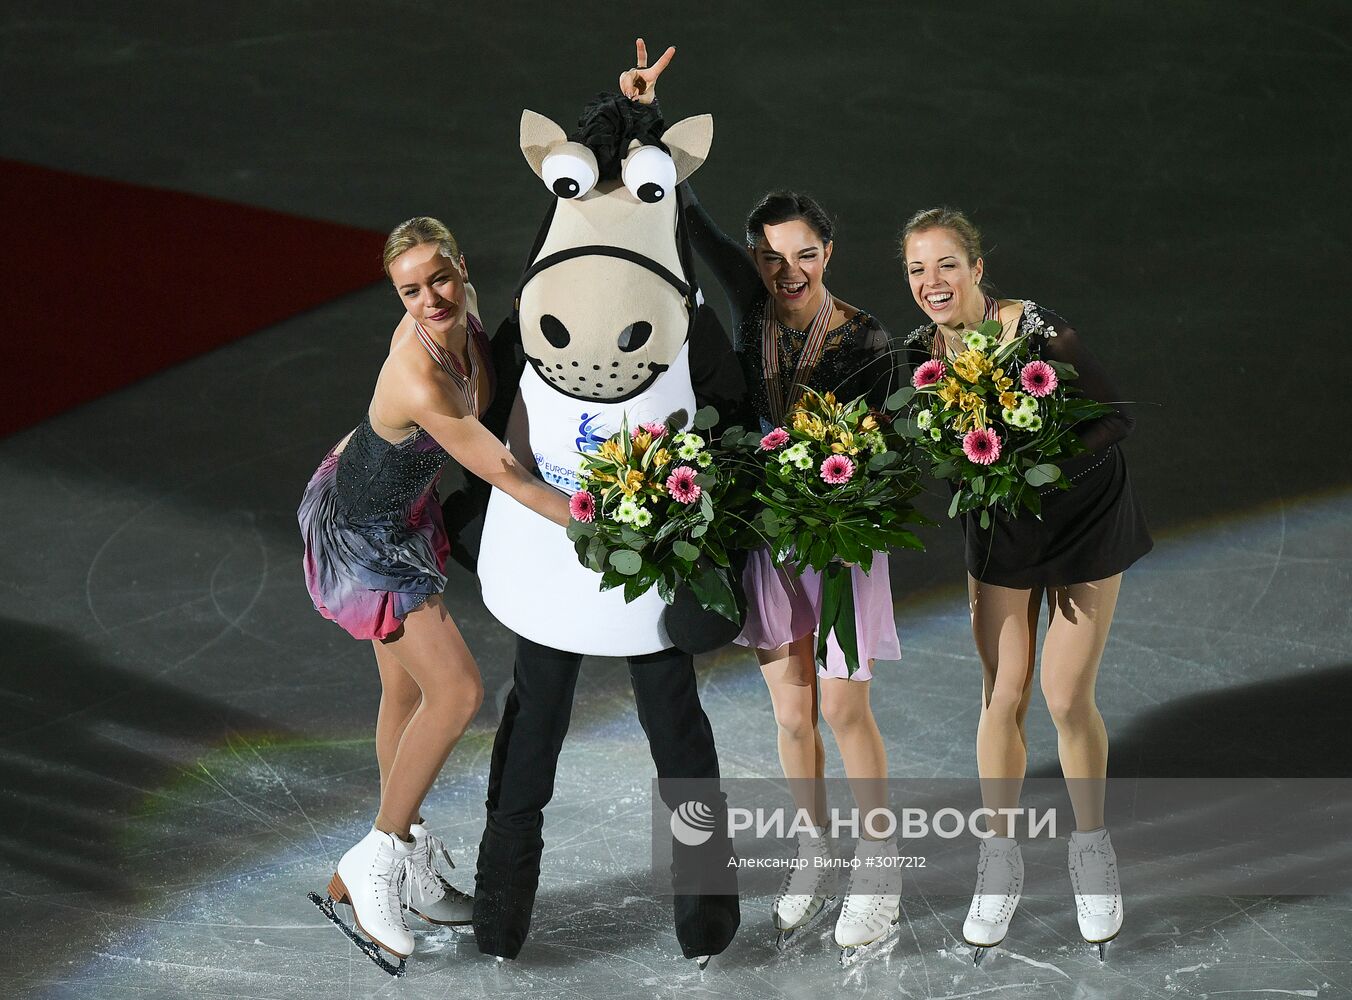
[
  {"xmin": 1010, "ymin": 408, "xmax": 1034, "ymax": 429},
  {"xmin": 916, "ymin": 409, "xmax": 933, "ymax": 430},
  {"xmin": 962, "ymin": 330, "xmax": 992, "ymax": 352},
  {"xmin": 1019, "ymin": 393, "xmax": 1039, "ymax": 412},
  {"xmin": 793, "ymin": 452, "xmax": 814, "ymax": 470},
  {"xmin": 696, "ymin": 451, "xmax": 713, "ymax": 468},
  {"xmin": 677, "ymin": 442, "xmax": 699, "ymax": 460},
  {"xmin": 1002, "ymin": 407, "xmax": 1019, "ymax": 424},
  {"xmin": 614, "ymin": 499, "xmax": 639, "ymax": 523},
  {"xmin": 930, "ymin": 427, "xmax": 943, "ymax": 442},
  {"xmin": 1026, "ymin": 414, "xmax": 1043, "ymax": 431},
  {"xmin": 632, "ymin": 507, "xmax": 653, "ymax": 528}
]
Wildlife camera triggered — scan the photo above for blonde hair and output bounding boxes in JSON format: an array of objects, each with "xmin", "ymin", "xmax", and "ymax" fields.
[
  {"xmin": 898, "ymin": 207, "xmax": 983, "ymax": 266},
  {"xmin": 382, "ymin": 216, "xmax": 461, "ymax": 275}
]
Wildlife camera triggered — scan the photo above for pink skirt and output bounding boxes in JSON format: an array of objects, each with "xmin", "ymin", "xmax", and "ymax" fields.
[{"xmin": 735, "ymin": 547, "xmax": 901, "ymax": 681}]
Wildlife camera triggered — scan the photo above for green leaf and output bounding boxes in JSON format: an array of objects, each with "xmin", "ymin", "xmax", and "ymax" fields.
[
  {"xmin": 608, "ymin": 549, "xmax": 643, "ymax": 576},
  {"xmin": 699, "ymin": 493, "xmax": 715, "ymax": 521},
  {"xmin": 933, "ymin": 460, "xmax": 956, "ymax": 479},
  {"xmin": 977, "ymin": 319, "xmax": 1003, "ymax": 338},
  {"xmin": 693, "ymin": 406, "xmax": 719, "ymax": 430},
  {"xmin": 690, "ymin": 522, "xmax": 708, "ymax": 539},
  {"xmin": 693, "ymin": 472, "xmax": 716, "ymax": 490},
  {"xmin": 672, "ymin": 540, "xmax": 700, "ymax": 562},
  {"xmin": 979, "ymin": 509, "xmax": 991, "ymax": 529},
  {"xmin": 884, "ymin": 386, "xmax": 915, "ymax": 410},
  {"xmin": 948, "ymin": 490, "xmax": 962, "ymax": 519},
  {"xmin": 566, "ymin": 520, "xmax": 596, "ymax": 542},
  {"xmin": 867, "ymin": 451, "xmax": 899, "ymax": 472},
  {"xmin": 620, "ymin": 526, "xmax": 647, "ymax": 550},
  {"xmin": 972, "ymin": 475, "xmax": 986, "ymax": 494},
  {"xmin": 1023, "ymin": 463, "xmax": 1061, "ymax": 487}
]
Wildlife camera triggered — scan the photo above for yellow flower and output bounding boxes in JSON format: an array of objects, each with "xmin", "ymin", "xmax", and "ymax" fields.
[
  {"xmin": 599, "ymin": 439, "xmax": 625, "ymax": 464},
  {"xmin": 952, "ymin": 349, "xmax": 992, "ymax": 383},
  {"xmin": 937, "ymin": 378, "xmax": 963, "ymax": 406},
  {"xmin": 793, "ymin": 412, "xmax": 827, "ymax": 441},
  {"xmin": 822, "ymin": 391, "xmax": 838, "ymax": 407},
  {"xmin": 860, "ymin": 414, "xmax": 879, "ymax": 432},
  {"xmin": 999, "ymin": 391, "xmax": 1019, "ymax": 411},
  {"xmin": 618, "ymin": 469, "xmax": 646, "ymax": 496},
  {"xmin": 632, "ymin": 430, "xmax": 652, "ymax": 453},
  {"xmin": 992, "ymin": 367, "xmax": 1013, "ymax": 392},
  {"xmin": 653, "ymin": 448, "xmax": 671, "ymax": 468},
  {"xmin": 830, "ymin": 431, "xmax": 859, "ymax": 455},
  {"xmin": 958, "ymin": 391, "xmax": 988, "ymax": 429}
]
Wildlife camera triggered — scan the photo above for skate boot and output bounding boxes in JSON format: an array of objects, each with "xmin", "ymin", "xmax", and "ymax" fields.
[
  {"xmin": 308, "ymin": 828, "xmax": 415, "ymax": 977},
  {"xmin": 772, "ymin": 826, "xmax": 836, "ymax": 950},
  {"xmin": 405, "ymin": 822, "xmax": 473, "ymax": 926},
  {"xmin": 1068, "ymin": 827, "xmax": 1123, "ymax": 960},
  {"xmin": 835, "ymin": 837, "xmax": 901, "ymax": 967},
  {"xmin": 962, "ymin": 836, "xmax": 1023, "ymax": 966}
]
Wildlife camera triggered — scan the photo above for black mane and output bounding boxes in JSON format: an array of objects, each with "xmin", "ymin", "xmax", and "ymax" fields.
[{"xmin": 569, "ymin": 93, "xmax": 666, "ymax": 181}]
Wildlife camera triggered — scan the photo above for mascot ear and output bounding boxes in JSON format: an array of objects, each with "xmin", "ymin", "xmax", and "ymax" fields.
[
  {"xmin": 520, "ymin": 109, "xmax": 568, "ymax": 180},
  {"xmin": 660, "ymin": 114, "xmax": 714, "ymax": 184}
]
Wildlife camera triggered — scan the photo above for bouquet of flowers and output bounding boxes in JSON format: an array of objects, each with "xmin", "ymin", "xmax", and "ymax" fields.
[
  {"xmin": 565, "ymin": 407, "xmax": 743, "ymax": 624},
  {"xmin": 721, "ymin": 389, "xmax": 926, "ymax": 676},
  {"xmin": 898, "ymin": 319, "xmax": 1116, "ymax": 526}
]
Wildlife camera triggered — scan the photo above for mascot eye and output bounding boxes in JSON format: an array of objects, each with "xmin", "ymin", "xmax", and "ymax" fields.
[
  {"xmin": 540, "ymin": 143, "xmax": 598, "ymax": 200},
  {"xmin": 621, "ymin": 145, "xmax": 677, "ymax": 204}
]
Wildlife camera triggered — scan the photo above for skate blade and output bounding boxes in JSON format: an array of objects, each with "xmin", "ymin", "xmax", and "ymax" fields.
[
  {"xmin": 308, "ymin": 892, "xmax": 407, "ymax": 978},
  {"xmin": 691, "ymin": 954, "xmax": 711, "ymax": 971},
  {"xmin": 838, "ymin": 913, "xmax": 901, "ymax": 969},
  {"xmin": 774, "ymin": 895, "xmax": 837, "ymax": 952}
]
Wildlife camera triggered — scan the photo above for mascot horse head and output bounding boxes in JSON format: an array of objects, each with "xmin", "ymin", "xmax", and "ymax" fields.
[{"xmin": 512, "ymin": 95, "xmax": 713, "ymax": 403}]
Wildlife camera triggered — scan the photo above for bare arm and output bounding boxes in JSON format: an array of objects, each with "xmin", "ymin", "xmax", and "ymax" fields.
[{"xmin": 408, "ymin": 379, "xmax": 570, "ymax": 527}]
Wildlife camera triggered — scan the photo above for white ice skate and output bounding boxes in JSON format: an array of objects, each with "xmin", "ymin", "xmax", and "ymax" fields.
[
  {"xmin": 308, "ymin": 828, "xmax": 416, "ymax": 977},
  {"xmin": 835, "ymin": 837, "xmax": 901, "ymax": 968},
  {"xmin": 771, "ymin": 828, "xmax": 836, "ymax": 950},
  {"xmin": 962, "ymin": 836, "xmax": 1023, "ymax": 966},
  {"xmin": 1068, "ymin": 827, "xmax": 1123, "ymax": 960},
  {"xmin": 405, "ymin": 822, "xmax": 473, "ymax": 927}
]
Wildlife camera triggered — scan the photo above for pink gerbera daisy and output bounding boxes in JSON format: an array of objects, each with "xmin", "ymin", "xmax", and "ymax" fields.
[
  {"xmin": 569, "ymin": 490, "xmax": 596, "ymax": 523},
  {"xmin": 641, "ymin": 421, "xmax": 668, "ymax": 438},
  {"xmin": 1020, "ymin": 360, "xmax": 1058, "ymax": 397},
  {"xmin": 912, "ymin": 359, "xmax": 947, "ymax": 389},
  {"xmin": 666, "ymin": 466, "xmax": 702, "ymax": 504},
  {"xmin": 819, "ymin": 454, "xmax": 855, "ymax": 485},
  {"xmin": 962, "ymin": 428, "xmax": 1002, "ymax": 466},
  {"xmin": 759, "ymin": 427, "xmax": 790, "ymax": 450}
]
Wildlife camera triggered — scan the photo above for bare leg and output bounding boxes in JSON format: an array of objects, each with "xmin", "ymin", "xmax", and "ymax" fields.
[
  {"xmin": 969, "ymin": 575, "xmax": 1041, "ymax": 838},
  {"xmin": 1040, "ymin": 574, "xmax": 1122, "ymax": 832},
  {"xmin": 758, "ymin": 635, "xmax": 828, "ymax": 827},
  {"xmin": 819, "ymin": 673, "xmax": 890, "ymax": 836},
  {"xmin": 373, "ymin": 640, "xmax": 420, "ymax": 801},
  {"xmin": 372, "ymin": 596, "xmax": 485, "ymax": 838}
]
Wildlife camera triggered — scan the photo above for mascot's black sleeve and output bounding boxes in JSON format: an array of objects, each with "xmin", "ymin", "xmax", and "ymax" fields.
[
  {"xmin": 688, "ymin": 303, "xmax": 748, "ymax": 429},
  {"xmin": 441, "ymin": 315, "xmax": 527, "ymax": 573}
]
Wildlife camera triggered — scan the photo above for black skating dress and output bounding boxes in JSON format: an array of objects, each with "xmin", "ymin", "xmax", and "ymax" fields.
[{"xmin": 906, "ymin": 302, "xmax": 1152, "ymax": 588}]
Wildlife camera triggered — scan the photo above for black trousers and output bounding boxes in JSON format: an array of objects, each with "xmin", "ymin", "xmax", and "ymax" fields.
[{"xmin": 472, "ymin": 636, "xmax": 740, "ymax": 959}]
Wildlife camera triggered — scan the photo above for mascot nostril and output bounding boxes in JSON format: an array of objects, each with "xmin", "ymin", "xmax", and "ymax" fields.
[
  {"xmin": 540, "ymin": 314, "xmax": 571, "ymax": 349},
  {"xmin": 617, "ymin": 321, "xmax": 653, "ymax": 352}
]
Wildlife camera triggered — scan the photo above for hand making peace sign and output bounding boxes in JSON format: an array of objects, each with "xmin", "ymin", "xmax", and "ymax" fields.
[{"xmin": 618, "ymin": 37, "xmax": 676, "ymax": 105}]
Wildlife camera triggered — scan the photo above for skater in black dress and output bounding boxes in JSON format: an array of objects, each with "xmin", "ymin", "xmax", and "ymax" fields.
[{"xmin": 900, "ymin": 208, "xmax": 1150, "ymax": 957}]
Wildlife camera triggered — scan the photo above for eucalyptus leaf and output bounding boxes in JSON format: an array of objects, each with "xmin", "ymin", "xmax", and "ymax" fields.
[
  {"xmin": 948, "ymin": 491, "xmax": 962, "ymax": 519},
  {"xmin": 608, "ymin": 549, "xmax": 643, "ymax": 576},
  {"xmin": 693, "ymin": 406, "xmax": 719, "ymax": 430},
  {"xmin": 884, "ymin": 386, "xmax": 915, "ymax": 410},
  {"xmin": 672, "ymin": 540, "xmax": 700, "ymax": 562}
]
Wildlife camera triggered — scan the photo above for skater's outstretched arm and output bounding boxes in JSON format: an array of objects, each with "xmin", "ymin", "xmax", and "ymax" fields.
[{"xmin": 406, "ymin": 379, "xmax": 569, "ymax": 526}]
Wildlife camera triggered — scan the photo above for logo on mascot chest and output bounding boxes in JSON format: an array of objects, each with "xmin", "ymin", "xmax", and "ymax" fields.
[{"xmin": 530, "ymin": 410, "xmax": 613, "ymax": 494}]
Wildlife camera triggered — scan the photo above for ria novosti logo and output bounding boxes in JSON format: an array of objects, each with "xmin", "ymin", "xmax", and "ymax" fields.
[{"xmin": 670, "ymin": 800, "xmax": 717, "ymax": 846}]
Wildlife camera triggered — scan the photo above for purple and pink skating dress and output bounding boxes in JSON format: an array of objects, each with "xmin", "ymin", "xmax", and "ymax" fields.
[
  {"xmin": 298, "ymin": 315, "xmax": 491, "ymax": 641},
  {"xmin": 683, "ymin": 185, "xmax": 902, "ymax": 681}
]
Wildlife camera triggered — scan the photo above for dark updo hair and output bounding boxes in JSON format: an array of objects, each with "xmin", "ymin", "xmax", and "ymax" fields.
[{"xmin": 745, "ymin": 190, "xmax": 835, "ymax": 248}]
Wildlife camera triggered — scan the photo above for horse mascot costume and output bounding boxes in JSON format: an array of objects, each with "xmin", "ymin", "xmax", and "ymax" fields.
[{"xmin": 470, "ymin": 93, "xmax": 744, "ymax": 964}]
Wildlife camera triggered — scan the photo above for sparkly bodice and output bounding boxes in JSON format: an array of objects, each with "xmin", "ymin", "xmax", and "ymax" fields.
[{"xmin": 335, "ymin": 419, "xmax": 447, "ymax": 521}]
